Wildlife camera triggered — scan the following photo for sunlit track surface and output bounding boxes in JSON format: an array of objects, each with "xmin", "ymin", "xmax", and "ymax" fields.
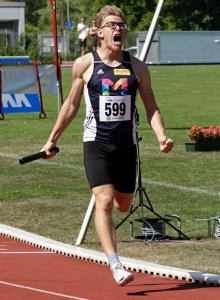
[{"xmin": 0, "ymin": 224, "xmax": 220, "ymax": 287}]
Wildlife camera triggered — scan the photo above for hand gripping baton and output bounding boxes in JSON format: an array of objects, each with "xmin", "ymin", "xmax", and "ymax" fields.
[{"xmin": 19, "ymin": 147, "xmax": 59, "ymax": 165}]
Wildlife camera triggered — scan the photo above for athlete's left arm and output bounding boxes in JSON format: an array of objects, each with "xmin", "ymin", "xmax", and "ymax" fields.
[{"xmin": 132, "ymin": 57, "xmax": 173, "ymax": 153}]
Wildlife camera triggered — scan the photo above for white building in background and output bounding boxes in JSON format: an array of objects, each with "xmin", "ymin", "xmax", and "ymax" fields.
[{"xmin": 0, "ymin": 2, "xmax": 25, "ymax": 46}]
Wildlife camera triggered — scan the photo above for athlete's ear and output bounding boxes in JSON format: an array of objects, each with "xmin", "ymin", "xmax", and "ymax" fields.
[{"xmin": 97, "ymin": 28, "xmax": 103, "ymax": 38}]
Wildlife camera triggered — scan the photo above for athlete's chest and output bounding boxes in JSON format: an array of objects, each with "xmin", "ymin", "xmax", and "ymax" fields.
[
  {"xmin": 87, "ymin": 63, "xmax": 138, "ymax": 122},
  {"xmin": 89, "ymin": 63, "xmax": 138, "ymax": 95}
]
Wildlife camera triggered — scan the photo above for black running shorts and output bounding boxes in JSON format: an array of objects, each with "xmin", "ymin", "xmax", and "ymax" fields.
[{"xmin": 84, "ymin": 141, "xmax": 137, "ymax": 193}]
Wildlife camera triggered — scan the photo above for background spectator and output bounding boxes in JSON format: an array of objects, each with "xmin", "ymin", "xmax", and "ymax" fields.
[
  {"xmin": 77, "ymin": 17, "xmax": 89, "ymax": 56},
  {"xmin": 89, "ymin": 20, "xmax": 100, "ymax": 51}
]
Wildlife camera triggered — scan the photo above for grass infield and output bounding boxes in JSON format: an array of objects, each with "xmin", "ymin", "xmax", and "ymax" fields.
[{"xmin": 0, "ymin": 64, "xmax": 220, "ymax": 275}]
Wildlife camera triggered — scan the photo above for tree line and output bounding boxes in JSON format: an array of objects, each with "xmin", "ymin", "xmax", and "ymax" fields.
[{"xmin": 7, "ymin": 0, "xmax": 220, "ymax": 32}]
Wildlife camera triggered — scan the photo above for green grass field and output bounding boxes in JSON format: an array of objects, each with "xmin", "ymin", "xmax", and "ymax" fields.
[{"xmin": 0, "ymin": 65, "xmax": 220, "ymax": 275}]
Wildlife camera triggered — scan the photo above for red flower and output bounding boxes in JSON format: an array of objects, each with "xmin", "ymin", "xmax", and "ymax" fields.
[{"xmin": 188, "ymin": 126, "xmax": 220, "ymax": 142}]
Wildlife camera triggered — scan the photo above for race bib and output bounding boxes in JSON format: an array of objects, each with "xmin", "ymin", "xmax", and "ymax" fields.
[{"xmin": 99, "ymin": 95, "xmax": 131, "ymax": 122}]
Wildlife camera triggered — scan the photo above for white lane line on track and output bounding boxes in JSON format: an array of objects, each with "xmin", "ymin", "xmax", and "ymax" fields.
[
  {"xmin": 0, "ymin": 152, "xmax": 84, "ymax": 171},
  {"xmin": 1, "ymin": 151, "xmax": 219, "ymax": 197},
  {"xmin": 0, "ymin": 241, "xmax": 16, "ymax": 243},
  {"xmin": 0, "ymin": 281, "xmax": 90, "ymax": 300},
  {"xmin": 0, "ymin": 245, "xmax": 7, "ymax": 250},
  {"xmin": 0, "ymin": 252, "xmax": 55, "ymax": 254}
]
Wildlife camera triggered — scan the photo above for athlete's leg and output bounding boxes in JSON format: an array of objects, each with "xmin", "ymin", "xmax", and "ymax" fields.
[
  {"xmin": 114, "ymin": 190, "xmax": 134, "ymax": 212},
  {"xmin": 92, "ymin": 186, "xmax": 134, "ymax": 253},
  {"xmin": 92, "ymin": 184, "xmax": 116, "ymax": 256},
  {"xmin": 84, "ymin": 141, "xmax": 135, "ymax": 285},
  {"xmin": 92, "ymin": 184, "xmax": 134, "ymax": 286},
  {"xmin": 92, "ymin": 182, "xmax": 135, "ymax": 286}
]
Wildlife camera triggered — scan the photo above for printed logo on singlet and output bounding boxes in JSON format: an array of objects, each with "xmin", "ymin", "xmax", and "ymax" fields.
[
  {"xmin": 114, "ymin": 69, "xmax": 130, "ymax": 76},
  {"xmin": 97, "ymin": 69, "xmax": 104, "ymax": 74},
  {"xmin": 102, "ymin": 78, "xmax": 128, "ymax": 96}
]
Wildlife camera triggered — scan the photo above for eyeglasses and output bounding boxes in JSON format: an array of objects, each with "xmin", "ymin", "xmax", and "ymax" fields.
[{"xmin": 100, "ymin": 22, "xmax": 128, "ymax": 30}]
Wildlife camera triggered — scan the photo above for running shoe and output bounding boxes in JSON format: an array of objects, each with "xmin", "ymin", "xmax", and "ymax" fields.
[{"xmin": 111, "ymin": 263, "xmax": 134, "ymax": 286}]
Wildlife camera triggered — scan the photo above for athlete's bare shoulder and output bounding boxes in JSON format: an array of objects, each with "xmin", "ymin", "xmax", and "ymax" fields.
[
  {"xmin": 129, "ymin": 55, "xmax": 151, "ymax": 83},
  {"xmin": 72, "ymin": 52, "xmax": 93, "ymax": 80}
]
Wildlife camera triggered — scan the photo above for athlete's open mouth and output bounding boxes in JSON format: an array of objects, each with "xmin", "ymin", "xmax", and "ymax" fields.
[{"xmin": 114, "ymin": 35, "xmax": 121, "ymax": 44}]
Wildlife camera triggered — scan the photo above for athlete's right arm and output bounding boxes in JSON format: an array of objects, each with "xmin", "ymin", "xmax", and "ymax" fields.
[{"xmin": 40, "ymin": 55, "xmax": 92, "ymax": 157}]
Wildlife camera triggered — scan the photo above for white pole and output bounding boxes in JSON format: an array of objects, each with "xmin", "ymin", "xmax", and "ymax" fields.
[
  {"xmin": 139, "ymin": 0, "xmax": 165, "ymax": 62},
  {"xmin": 75, "ymin": 194, "xmax": 96, "ymax": 245},
  {"xmin": 66, "ymin": 0, "xmax": 70, "ymax": 22},
  {"xmin": 56, "ymin": 80, "xmax": 60, "ymax": 112}
]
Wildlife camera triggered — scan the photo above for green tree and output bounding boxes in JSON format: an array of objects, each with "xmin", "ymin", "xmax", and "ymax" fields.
[
  {"xmin": 37, "ymin": 0, "xmax": 94, "ymax": 32},
  {"xmin": 4, "ymin": 0, "xmax": 220, "ymax": 31},
  {"xmin": 25, "ymin": 0, "xmax": 47, "ymax": 28},
  {"xmin": 91, "ymin": 0, "xmax": 157, "ymax": 31},
  {"xmin": 161, "ymin": 0, "xmax": 220, "ymax": 30},
  {"xmin": 9, "ymin": 0, "xmax": 48, "ymax": 29},
  {"xmin": 91, "ymin": 0, "xmax": 220, "ymax": 31}
]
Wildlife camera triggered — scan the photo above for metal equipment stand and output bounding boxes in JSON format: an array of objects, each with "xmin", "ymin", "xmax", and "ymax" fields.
[{"xmin": 116, "ymin": 135, "xmax": 190, "ymax": 241}]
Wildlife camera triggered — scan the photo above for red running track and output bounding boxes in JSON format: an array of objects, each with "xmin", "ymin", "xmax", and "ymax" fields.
[{"xmin": 0, "ymin": 235, "xmax": 219, "ymax": 300}]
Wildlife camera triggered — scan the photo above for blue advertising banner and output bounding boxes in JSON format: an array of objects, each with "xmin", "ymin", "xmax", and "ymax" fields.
[{"xmin": 2, "ymin": 94, "xmax": 41, "ymax": 114}]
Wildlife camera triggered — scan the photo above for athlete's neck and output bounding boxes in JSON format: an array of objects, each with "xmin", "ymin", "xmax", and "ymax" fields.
[{"xmin": 97, "ymin": 49, "xmax": 123, "ymax": 67}]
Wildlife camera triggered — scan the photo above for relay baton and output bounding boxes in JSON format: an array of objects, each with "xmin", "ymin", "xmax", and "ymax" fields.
[{"xmin": 19, "ymin": 147, "xmax": 59, "ymax": 165}]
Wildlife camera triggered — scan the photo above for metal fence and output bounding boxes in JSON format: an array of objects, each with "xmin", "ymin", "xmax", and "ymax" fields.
[{"xmin": 0, "ymin": 30, "xmax": 18, "ymax": 48}]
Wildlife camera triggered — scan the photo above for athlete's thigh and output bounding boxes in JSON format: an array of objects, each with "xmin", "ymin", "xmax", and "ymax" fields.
[
  {"xmin": 113, "ymin": 144, "xmax": 137, "ymax": 193},
  {"xmin": 84, "ymin": 141, "xmax": 115, "ymax": 189}
]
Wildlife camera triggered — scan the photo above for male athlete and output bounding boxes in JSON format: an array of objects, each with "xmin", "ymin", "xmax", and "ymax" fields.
[{"xmin": 41, "ymin": 5, "xmax": 174, "ymax": 286}]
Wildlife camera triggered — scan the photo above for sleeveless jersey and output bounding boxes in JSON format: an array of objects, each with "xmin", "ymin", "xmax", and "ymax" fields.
[
  {"xmin": 90, "ymin": 27, "xmax": 97, "ymax": 36},
  {"xmin": 83, "ymin": 51, "xmax": 139, "ymax": 144}
]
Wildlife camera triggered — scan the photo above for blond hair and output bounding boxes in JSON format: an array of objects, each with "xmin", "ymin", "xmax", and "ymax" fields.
[{"xmin": 96, "ymin": 5, "xmax": 126, "ymax": 28}]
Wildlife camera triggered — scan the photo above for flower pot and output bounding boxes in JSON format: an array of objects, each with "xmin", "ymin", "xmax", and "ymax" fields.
[{"xmin": 185, "ymin": 141, "xmax": 220, "ymax": 152}]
